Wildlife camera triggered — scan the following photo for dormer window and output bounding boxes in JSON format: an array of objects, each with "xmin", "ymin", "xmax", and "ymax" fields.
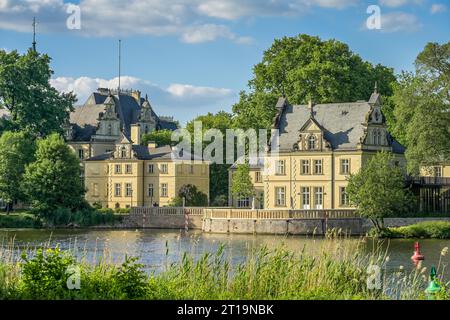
[
  {"xmin": 120, "ymin": 146, "xmax": 127, "ymax": 158},
  {"xmin": 308, "ymin": 135, "xmax": 317, "ymax": 150}
]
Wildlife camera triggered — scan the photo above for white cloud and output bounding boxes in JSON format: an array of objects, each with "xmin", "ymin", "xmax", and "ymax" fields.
[
  {"xmin": 50, "ymin": 76, "xmax": 237, "ymax": 123},
  {"xmin": 379, "ymin": 0, "xmax": 422, "ymax": 7},
  {"xmin": 430, "ymin": 3, "xmax": 447, "ymax": 14},
  {"xmin": 0, "ymin": 0, "xmax": 358, "ymax": 43},
  {"xmin": 378, "ymin": 12, "xmax": 421, "ymax": 32}
]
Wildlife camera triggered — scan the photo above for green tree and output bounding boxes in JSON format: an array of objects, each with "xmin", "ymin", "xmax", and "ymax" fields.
[
  {"xmin": 23, "ymin": 133, "xmax": 85, "ymax": 217},
  {"xmin": 0, "ymin": 131, "xmax": 35, "ymax": 213},
  {"xmin": 231, "ymin": 163, "xmax": 255, "ymax": 207},
  {"xmin": 390, "ymin": 41, "xmax": 450, "ymax": 173},
  {"xmin": 141, "ymin": 129, "xmax": 174, "ymax": 147},
  {"xmin": 233, "ymin": 34, "xmax": 396, "ymax": 130},
  {"xmin": 170, "ymin": 184, "xmax": 208, "ymax": 207},
  {"xmin": 346, "ymin": 152, "xmax": 413, "ymax": 234},
  {"xmin": 186, "ymin": 112, "xmax": 234, "ymax": 206},
  {"xmin": 0, "ymin": 49, "xmax": 76, "ymax": 137}
]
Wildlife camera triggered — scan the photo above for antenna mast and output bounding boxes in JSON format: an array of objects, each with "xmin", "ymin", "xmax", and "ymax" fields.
[
  {"xmin": 118, "ymin": 39, "xmax": 121, "ymax": 92},
  {"xmin": 32, "ymin": 17, "xmax": 37, "ymax": 52}
]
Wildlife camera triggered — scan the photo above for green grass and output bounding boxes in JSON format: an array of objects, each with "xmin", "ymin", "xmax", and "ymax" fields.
[
  {"xmin": 386, "ymin": 221, "xmax": 450, "ymax": 239},
  {"xmin": 0, "ymin": 235, "xmax": 445, "ymax": 300}
]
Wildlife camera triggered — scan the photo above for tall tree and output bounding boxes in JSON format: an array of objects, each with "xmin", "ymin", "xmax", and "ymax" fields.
[
  {"xmin": 169, "ymin": 184, "xmax": 208, "ymax": 207},
  {"xmin": 346, "ymin": 152, "xmax": 413, "ymax": 234},
  {"xmin": 390, "ymin": 41, "xmax": 450, "ymax": 173},
  {"xmin": 231, "ymin": 163, "xmax": 255, "ymax": 207},
  {"xmin": 0, "ymin": 49, "xmax": 76, "ymax": 137},
  {"xmin": 233, "ymin": 34, "xmax": 396, "ymax": 130},
  {"xmin": 186, "ymin": 112, "xmax": 234, "ymax": 206},
  {"xmin": 0, "ymin": 131, "xmax": 35, "ymax": 213},
  {"xmin": 23, "ymin": 133, "xmax": 85, "ymax": 216}
]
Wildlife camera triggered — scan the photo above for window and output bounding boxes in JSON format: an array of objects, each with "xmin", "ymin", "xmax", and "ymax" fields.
[
  {"xmin": 78, "ymin": 149, "xmax": 84, "ymax": 160},
  {"xmin": 125, "ymin": 164, "xmax": 132, "ymax": 174},
  {"xmin": 313, "ymin": 160, "xmax": 323, "ymax": 175},
  {"xmin": 314, "ymin": 187, "xmax": 323, "ymax": 209},
  {"xmin": 275, "ymin": 187, "xmax": 286, "ymax": 207},
  {"xmin": 301, "ymin": 160, "xmax": 310, "ymax": 175},
  {"xmin": 148, "ymin": 184, "xmax": 154, "ymax": 197},
  {"xmin": 115, "ymin": 164, "xmax": 121, "ymax": 174},
  {"xmin": 161, "ymin": 183, "xmax": 168, "ymax": 197},
  {"xmin": 107, "ymin": 123, "xmax": 112, "ymax": 135},
  {"xmin": 301, "ymin": 187, "xmax": 310, "ymax": 209},
  {"xmin": 121, "ymin": 147, "xmax": 127, "ymax": 158},
  {"xmin": 92, "ymin": 183, "xmax": 99, "ymax": 197},
  {"xmin": 237, "ymin": 197, "xmax": 250, "ymax": 208},
  {"xmin": 308, "ymin": 135, "xmax": 317, "ymax": 150},
  {"xmin": 276, "ymin": 160, "xmax": 285, "ymax": 175},
  {"xmin": 160, "ymin": 164, "xmax": 168, "ymax": 174},
  {"xmin": 434, "ymin": 166, "xmax": 442, "ymax": 177},
  {"xmin": 125, "ymin": 183, "xmax": 133, "ymax": 197},
  {"xmin": 114, "ymin": 183, "xmax": 121, "ymax": 197},
  {"xmin": 148, "ymin": 164, "xmax": 154, "ymax": 174},
  {"xmin": 374, "ymin": 129, "xmax": 382, "ymax": 145},
  {"xmin": 340, "ymin": 187, "xmax": 349, "ymax": 206},
  {"xmin": 340, "ymin": 159, "xmax": 350, "ymax": 175},
  {"xmin": 255, "ymin": 171, "xmax": 262, "ymax": 183}
]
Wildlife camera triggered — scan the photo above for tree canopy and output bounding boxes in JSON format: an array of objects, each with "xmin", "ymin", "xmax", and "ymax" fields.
[
  {"xmin": 346, "ymin": 152, "xmax": 413, "ymax": 233},
  {"xmin": 141, "ymin": 129, "xmax": 174, "ymax": 147},
  {"xmin": 0, "ymin": 131, "xmax": 35, "ymax": 213},
  {"xmin": 389, "ymin": 41, "xmax": 450, "ymax": 173},
  {"xmin": 0, "ymin": 49, "xmax": 76, "ymax": 137},
  {"xmin": 23, "ymin": 133, "xmax": 85, "ymax": 215},
  {"xmin": 232, "ymin": 34, "xmax": 396, "ymax": 130},
  {"xmin": 170, "ymin": 184, "xmax": 208, "ymax": 207},
  {"xmin": 231, "ymin": 163, "xmax": 255, "ymax": 201}
]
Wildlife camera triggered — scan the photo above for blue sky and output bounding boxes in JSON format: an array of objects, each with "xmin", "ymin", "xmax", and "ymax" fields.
[{"xmin": 0, "ymin": 0, "xmax": 449, "ymax": 124}]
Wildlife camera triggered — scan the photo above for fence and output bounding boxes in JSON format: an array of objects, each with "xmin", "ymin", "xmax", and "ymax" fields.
[{"xmin": 131, "ymin": 207, "xmax": 358, "ymax": 220}]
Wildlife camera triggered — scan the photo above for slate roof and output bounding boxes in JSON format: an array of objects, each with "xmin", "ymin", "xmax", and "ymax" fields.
[
  {"xmin": 275, "ymin": 97, "xmax": 405, "ymax": 153},
  {"xmin": 70, "ymin": 90, "xmax": 178, "ymax": 141}
]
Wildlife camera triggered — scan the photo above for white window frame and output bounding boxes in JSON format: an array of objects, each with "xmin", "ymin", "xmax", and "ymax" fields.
[
  {"xmin": 237, "ymin": 197, "xmax": 250, "ymax": 208},
  {"xmin": 313, "ymin": 159, "xmax": 323, "ymax": 175},
  {"xmin": 161, "ymin": 183, "xmax": 168, "ymax": 197},
  {"xmin": 301, "ymin": 160, "xmax": 310, "ymax": 175},
  {"xmin": 148, "ymin": 164, "xmax": 154, "ymax": 174},
  {"xmin": 314, "ymin": 187, "xmax": 323, "ymax": 209},
  {"xmin": 308, "ymin": 135, "xmax": 317, "ymax": 150},
  {"xmin": 301, "ymin": 187, "xmax": 310, "ymax": 210},
  {"xmin": 276, "ymin": 160, "xmax": 285, "ymax": 175},
  {"xmin": 340, "ymin": 187, "xmax": 349, "ymax": 206},
  {"xmin": 125, "ymin": 183, "xmax": 133, "ymax": 197},
  {"xmin": 114, "ymin": 183, "xmax": 121, "ymax": 197},
  {"xmin": 340, "ymin": 159, "xmax": 350, "ymax": 175},
  {"xmin": 275, "ymin": 187, "xmax": 286, "ymax": 207},
  {"xmin": 148, "ymin": 184, "xmax": 154, "ymax": 197}
]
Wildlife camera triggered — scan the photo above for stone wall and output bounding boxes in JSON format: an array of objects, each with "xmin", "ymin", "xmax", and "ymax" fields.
[{"xmin": 123, "ymin": 213, "xmax": 203, "ymax": 229}]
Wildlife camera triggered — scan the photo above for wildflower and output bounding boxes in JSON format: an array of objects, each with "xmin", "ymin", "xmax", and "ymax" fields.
[
  {"xmin": 421, "ymin": 267, "xmax": 427, "ymax": 274},
  {"xmin": 399, "ymin": 265, "xmax": 404, "ymax": 271},
  {"xmin": 441, "ymin": 247, "xmax": 448, "ymax": 257},
  {"xmin": 385, "ymin": 256, "xmax": 390, "ymax": 263}
]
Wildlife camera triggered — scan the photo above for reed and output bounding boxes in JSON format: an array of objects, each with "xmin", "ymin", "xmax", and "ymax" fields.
[{"xmin": 0, "ymin": 234, "xmax": 447, "ymax": 300}]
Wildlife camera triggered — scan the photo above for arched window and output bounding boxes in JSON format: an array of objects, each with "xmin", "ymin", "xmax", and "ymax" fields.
[
  {"xmin": 373, "ymin": 129, "xmax": 382, "ymax": 145},
  {"xmin": 308, "ymin": 135, "xmax": 317, "ymax": 150}
]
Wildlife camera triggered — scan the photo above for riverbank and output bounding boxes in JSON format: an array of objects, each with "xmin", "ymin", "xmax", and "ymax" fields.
[
  {"xmin": 383, "ymin": 221, "xmax": 450, "ymax": 239},
  {"xmin": 1, "ymin": 236, "xmax": 446, "ymax": 300}
]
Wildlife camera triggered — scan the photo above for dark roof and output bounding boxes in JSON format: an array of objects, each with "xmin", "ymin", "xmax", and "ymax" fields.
[
  {"xmin": 275, "ymin": 100, "xmax": 405, "ymax": 153},
  {"xmin": 70, "ymin": 90, "xmax": 177, "ymax": 141}
]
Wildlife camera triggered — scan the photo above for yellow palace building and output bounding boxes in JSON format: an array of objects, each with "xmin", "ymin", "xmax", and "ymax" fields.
[{"xmin": 229, "ymin": 88, "xmax": 407, "ymax": 210}]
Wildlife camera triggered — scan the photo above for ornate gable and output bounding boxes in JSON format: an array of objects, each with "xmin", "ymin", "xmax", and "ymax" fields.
[{"xmin": 293, "ymin": 105, "xmax": 331, "ymax": 152}]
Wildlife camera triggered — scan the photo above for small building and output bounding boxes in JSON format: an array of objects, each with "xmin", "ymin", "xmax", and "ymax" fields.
[
  {"xmin": 229, "ymin": 88, "xmax": 407, "ymax": 209},
  {"xmin": 84, "ymin": 125, "xmax": 209, "ymax": 209}
]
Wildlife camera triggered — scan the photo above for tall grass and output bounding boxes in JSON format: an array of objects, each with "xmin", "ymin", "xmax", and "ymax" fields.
[{"xmin": 0, "ymin": 234, "xmax": 447, "ymax": 300}]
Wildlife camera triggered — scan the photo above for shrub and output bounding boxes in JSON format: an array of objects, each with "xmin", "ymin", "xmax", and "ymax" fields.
[
  {"xmin": 385, "ymin": 221, "xmax": 450, "ymax": 239},
  {"xmin": 114, "ymin": 256, "xmax": 148, "ymax": 299},
  {"xmin": 20, "ymin": 247, "xmax": 77, "ymax": 299}
]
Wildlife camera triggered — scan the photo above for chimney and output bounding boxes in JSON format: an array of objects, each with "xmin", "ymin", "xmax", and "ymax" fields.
[
  {"xmin": 130, "ymin": 124, "xmax": 141, "ymax": 145},
  {"xmin": 308, "ymin": 99, "xmax": 314, "ymax": 117},
  {"xmin": 131, "ymin": 90, "xmax": 141, "ymax": 103},
  {"xmin": 147, "ymin": 141, "xmax": 157, "ymax": 149}
]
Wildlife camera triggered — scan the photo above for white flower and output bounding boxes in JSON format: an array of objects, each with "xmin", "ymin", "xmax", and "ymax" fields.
[
  {"xmin": 399, "ymin": 265, "xmax": 404, "ymax": 271},
  {"xmin": 441, "ymin": 247, "xmax": 448, "ymax": 257},
  {"xmin": 385, "ymin": 256, "xmax": 390, "ymax": 263},
  {"xmin": 421, "ymin": 267, "xmax": 427, "ymax": 274}
]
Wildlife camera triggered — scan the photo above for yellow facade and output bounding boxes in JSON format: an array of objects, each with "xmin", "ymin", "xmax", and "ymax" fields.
[
  {"xmin": 85, "ymin": 159, "xmax": 209, "ymax": 208},
  {"xmin": 420, "ymin": 164, "xmax": 450, "ymax": 178}
]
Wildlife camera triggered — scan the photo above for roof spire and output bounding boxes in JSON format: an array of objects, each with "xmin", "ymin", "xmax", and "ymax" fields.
[{"xmin": 32, "ymin": 17, "xmax": 37, "ymax": 52}]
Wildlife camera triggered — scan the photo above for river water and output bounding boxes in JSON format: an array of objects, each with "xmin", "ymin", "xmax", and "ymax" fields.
[{"xmin": 1, "ymin": 229, "xmax": 449, "ymax": 279}]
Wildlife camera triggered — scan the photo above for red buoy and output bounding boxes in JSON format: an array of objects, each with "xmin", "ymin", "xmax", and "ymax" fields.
[{"xmin": 411, "ymin": 242, "xmax": 425, "ymax": 262}]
